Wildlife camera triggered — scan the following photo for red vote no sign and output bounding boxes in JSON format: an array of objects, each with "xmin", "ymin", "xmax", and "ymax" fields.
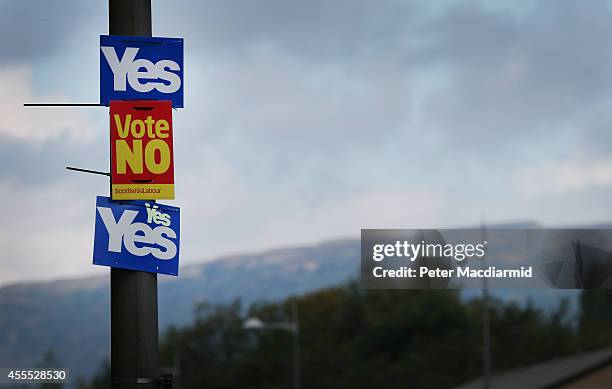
[{"xmin": 110, "ymin": 100, "xmax": 174, "ymax": 200}]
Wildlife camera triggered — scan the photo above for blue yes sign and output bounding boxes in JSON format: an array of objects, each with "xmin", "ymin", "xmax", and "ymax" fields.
[
  {"xmin": 93, "ymin": 196, "xmax": 180, "ymax": 276},
  {"xmin": 100, "ymin": 35, "xmax": 184, "ymax": 108}
]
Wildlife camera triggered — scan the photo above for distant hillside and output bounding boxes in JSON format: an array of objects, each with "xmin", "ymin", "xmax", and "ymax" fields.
[
  {"xmin": 0, "ymin": 239, "xmax": 360, "ymax": 381},
  {"xmin": 0, "ymin": 226, "xmax": 584, "ymax": 383}
]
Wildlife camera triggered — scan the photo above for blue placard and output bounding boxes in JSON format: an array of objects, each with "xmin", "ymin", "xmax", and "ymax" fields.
[
  {"xmin": 93, "ymin": 196, "xmax": 180, "ymax": 276},
  {"xmin": 100, "ymin": 35, "xmax": 184, "ymax": 108}
]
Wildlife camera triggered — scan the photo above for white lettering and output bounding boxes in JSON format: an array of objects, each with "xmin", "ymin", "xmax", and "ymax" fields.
[
  {"xmin": 97, "ymin": 205, "xmax": 177, "ymax": 260},
  {"xmin": 101, "ymin": 46, "xmax": 181, "ymax": 94}
]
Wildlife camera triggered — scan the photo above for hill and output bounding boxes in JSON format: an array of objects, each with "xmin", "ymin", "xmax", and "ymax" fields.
[
  {"xmin": 0, "ymin": 239, "xmax": 359, "ymax": 380},
  {"xmin": 0, "ymin": 227, "xmax": 583, "ymax": 382}
]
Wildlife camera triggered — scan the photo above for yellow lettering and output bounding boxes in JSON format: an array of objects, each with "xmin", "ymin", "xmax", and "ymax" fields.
[
  {"xmin": 145, "ymin": 116, "xmax": 155, "ymax": 138},
  {"xmin": 131, "ymin": 119, "xmax": 145, "ymax": 138},
  {"xmin": 155, "ymin": 119, "xmax": 169, "ymax": 138},
  {"xmin": 114, "ymin": 114, "xmax": 131, "ymax": 138},
  {"xmin": 144, "ymin": 139, "xmax": 170, "ymax": 174},
  {"xmin": 116, "ymin": 139, "xmax": 143, "ymax": 174}
]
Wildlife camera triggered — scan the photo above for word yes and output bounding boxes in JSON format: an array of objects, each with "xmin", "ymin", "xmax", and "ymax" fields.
[
  {"xmin": 97, "ymin": 206, "xmax": 176, "ymax": 260},
  {"xmin": 101, "ymin": 46, "xmax": 181, "ymax": 93},
  {"xmin": 145, "ymin": 203, "xmax": 171, "ymax": 227}
]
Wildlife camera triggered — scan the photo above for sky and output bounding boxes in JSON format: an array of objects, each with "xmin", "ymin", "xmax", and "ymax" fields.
[{"xmin": 1, "ymin": 0, "xmax": 612, "ymax": 286}]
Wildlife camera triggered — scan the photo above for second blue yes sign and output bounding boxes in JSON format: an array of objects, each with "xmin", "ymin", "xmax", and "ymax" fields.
[{"xmin": 93, "ymin": 196, "xmax": 180, "ymax": 276}]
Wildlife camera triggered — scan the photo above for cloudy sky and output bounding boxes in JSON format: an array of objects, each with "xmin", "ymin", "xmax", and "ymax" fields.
[{"xmin": 1, "ymin": 0, "xmax": 612, "ymax": 286}]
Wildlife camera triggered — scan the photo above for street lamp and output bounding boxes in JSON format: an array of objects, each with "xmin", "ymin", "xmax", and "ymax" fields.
[{"xmin": 243, "ymin": 299, "xmax": 301, "ymax": 389}]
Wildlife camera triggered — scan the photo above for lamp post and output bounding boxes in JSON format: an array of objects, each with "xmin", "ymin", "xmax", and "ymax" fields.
[{"xmin": 244, "ymin": 299, "xmax": 301, "ymax": 389}]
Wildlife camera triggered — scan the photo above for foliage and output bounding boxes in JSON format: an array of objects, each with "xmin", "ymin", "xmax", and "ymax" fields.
[
  {"xmin": 579, "ymin": 290, "xmax": 612, "ymax": 349},
  {"xmin": 79, "ymin": 283, "xmax": 588, "ymax": 389}
]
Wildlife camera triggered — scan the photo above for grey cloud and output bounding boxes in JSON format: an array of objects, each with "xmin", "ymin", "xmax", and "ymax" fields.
[
  {"xmin": 157, "ymin": 0, "xmax": 416, "ymax": 60},
  {"xmin": 0, "ymin": 134, "xmax": 107, "ymax": 187},
  {"xmin": 416, "ymin": 0, "xmax": 612, "ymax": 152},
  {"xmin": 156, "ymin": 0, "xmax": 612, "ymax": 162},
  {"xmin": 574, "ymin": 108, "xmax": 612, "ymax": 157},
  {"xmin": 3, "ymin": 0, "xmax": 612, "ymax": 287},
  {"xmin": 0, "ymin": 0, "xmax": 102, "ymax": 64}
]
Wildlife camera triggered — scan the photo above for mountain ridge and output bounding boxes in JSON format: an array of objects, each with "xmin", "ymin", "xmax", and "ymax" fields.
[
  {"xmin": 0, "ymin": 225, "xmax": 587, "ymax": 383},
  {"xmin": 0, "ymin": 237, "xmax": 361, "ymax": 381}
]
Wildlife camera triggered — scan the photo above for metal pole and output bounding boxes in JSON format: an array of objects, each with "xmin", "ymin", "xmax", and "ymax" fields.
[
  {"xmin": 482, "ymin": 278, "xmax": 491, "ymax": 389},
  {"xmin": 292, "ymin": 299, "xmax": 301, "ymax": 389},
  {"xmin": 109, "ymin": 1, "xmax": 159, "ymax": 388},
  {"xmin": 481, "ymin": 220, "xmax": 491, "ymax": 389}
]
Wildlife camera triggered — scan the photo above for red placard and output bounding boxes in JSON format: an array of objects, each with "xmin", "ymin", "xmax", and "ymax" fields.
[{"xmin": 110, "ymin": 100, "xmax": 174, "ymax": 200}]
